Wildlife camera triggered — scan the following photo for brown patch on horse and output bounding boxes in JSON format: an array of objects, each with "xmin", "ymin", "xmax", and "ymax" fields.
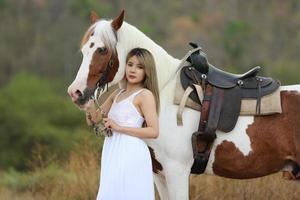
[
  {"xmin": 107, "ymin": 52, "xmax": 119, "ymax": 82},
  {"xmin": 80, "ymin": 26, "xmax": 95, "ymax": 48},
  {"xmin": 87, "ymin": 47, "xmax": 119, "ymax": 88},
  {"xmin": 148, "ymin": 146, "xmax": 163, "ymax": 174},
  {"xmin": 212, "ymin": 91, "xmax": 300, "ymax": 179}
]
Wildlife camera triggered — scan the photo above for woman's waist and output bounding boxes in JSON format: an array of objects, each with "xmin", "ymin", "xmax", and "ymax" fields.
[
  {"xmin": 107, "ymin": 131, "xmax": 147, "ymax": 145},
  {"xmin": 109, "ymin": 117, "xmax": 144, "ymax": 128},
  {"xmin": 108, "ymin": 106, "xmax": 144, "ymax": 122}
]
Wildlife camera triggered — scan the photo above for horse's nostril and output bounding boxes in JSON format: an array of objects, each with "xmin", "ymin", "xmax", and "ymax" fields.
[{"xmin": 75, "ymin": 90, "xmax": 83, "ymax": 97}]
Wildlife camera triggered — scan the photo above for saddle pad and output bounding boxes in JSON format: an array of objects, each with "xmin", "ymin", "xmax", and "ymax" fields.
[
  {"xmin": 173, "ymin": 72, "xmax": 282, "ymax": 115},
  {"xmin": 240, "ymin": 88, "xmax": 282, "ymax": 115}
]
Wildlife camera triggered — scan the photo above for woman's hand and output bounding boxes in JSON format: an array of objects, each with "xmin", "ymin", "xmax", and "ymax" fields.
[
  {"xmin": 84, "ymin": 100, "xmax": 104, "ymax": 125},
  {"xmin": 103, "ymin": 117, "xmax": 122, "ymax": 132}
]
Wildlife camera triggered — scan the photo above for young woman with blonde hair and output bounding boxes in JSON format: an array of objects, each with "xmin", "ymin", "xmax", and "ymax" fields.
[{"xmin": 85, "ymin": 47, "xmax": 160, "ymax": 200}]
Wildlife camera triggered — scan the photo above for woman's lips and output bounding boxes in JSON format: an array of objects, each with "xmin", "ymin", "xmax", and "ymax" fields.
[{"xmin": 128, "ymin": 75, "xmax": 136, "ymax": 79}]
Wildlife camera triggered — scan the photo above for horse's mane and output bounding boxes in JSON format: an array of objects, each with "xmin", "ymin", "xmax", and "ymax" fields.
[
  {"xmin": 118, "ymin": 22, "xmax": 173, "ymax": 59},
  {"xmin": 117, "ymin": 22, "xmax": 181, "ymax": 89}
]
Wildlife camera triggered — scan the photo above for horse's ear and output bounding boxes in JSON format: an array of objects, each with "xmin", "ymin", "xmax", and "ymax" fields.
[
  {"xmin": 90, "ymin": 11, "xmax": 100, "ymax": 24},
  {"xmin": 112, "ymin": 10, "xmax": 125, "ymax": 31}
]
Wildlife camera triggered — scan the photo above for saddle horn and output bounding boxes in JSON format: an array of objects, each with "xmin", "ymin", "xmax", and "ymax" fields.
[
  {"xmin": 187, "ymin": 42, "xmax": 209, "ymax": 74},
  {"xmin": 189, "ymin": 42, "xmax": 199, "ymax": 49}
]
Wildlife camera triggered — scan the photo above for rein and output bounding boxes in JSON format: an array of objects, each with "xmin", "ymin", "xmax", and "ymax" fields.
[
  {"xmin": 92, "ymin": 58, "xmax": 115, "ymax": 108},
  {"xmin": 97, "ymin": 58, "xmax": 114, "ymax": 91}
]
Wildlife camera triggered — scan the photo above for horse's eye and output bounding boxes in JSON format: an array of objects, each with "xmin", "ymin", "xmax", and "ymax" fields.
[{"xmin": 97, "ymin": 47, "xmax": 108, "ymax": 55}]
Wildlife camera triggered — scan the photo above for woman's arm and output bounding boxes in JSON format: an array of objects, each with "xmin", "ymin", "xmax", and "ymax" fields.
[
  {"xmin": 103, "ymin": 90, "xmax": 159, "ymax": 139},
  {"xmin": 85, "ymin": 88, "xmax": 120, "ymax": 125}
]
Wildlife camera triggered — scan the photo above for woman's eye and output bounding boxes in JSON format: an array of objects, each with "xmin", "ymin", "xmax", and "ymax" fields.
[
  {"xmin": 128, "ymin": 63, "xmax": 133, "ymax": 67},
  {"xmin": 97, "ymin": 47, "xmax": 108, "ymax": 54}
]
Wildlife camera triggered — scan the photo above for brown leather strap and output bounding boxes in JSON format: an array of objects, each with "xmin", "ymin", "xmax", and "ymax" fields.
[
  {"xmin": 198, "ymin": 84, "xmax": 213, "ymax": 132},
  {"xmin": 256, "ymin": 78, "xmax": 262, "ymax": 114}
]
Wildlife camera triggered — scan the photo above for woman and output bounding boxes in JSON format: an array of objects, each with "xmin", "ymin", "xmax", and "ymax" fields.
[{"xmin": 85, "ymin": 47, "xmax": 160, "ymax": 200}]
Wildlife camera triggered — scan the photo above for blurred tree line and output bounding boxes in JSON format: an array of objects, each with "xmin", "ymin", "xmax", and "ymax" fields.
[
  {"xmin": 1, "ymin": 0, "xmax": 300, "ymax": 86},
  {"xmin": 0, "ymin": 73, "xmax": 89, "ymax": 170},
  {"xmin": 0, "ymin": 0, "xmax": 300, "ymax": 171}
]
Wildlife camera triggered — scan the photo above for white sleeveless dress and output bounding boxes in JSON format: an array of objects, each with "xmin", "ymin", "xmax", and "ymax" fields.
[{"xmin": 96, "ymin": 89, "xmax": 155, "ymax": 200}]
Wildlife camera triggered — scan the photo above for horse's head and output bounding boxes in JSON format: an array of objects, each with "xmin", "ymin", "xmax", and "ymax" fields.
[{"xmin": 67, "ymin": 10, "xmax": 125, "ymax": 108}]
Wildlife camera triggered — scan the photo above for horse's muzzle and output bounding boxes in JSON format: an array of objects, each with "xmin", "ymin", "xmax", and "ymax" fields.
[{"xmin": 74, "ymin": 87, "xmax": 95, "ymax": 106}]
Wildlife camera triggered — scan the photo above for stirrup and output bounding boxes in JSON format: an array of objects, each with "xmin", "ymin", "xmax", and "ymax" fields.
[
  {"xmin": 191, "ymin": 132, "xmax": 213, "ymax": 159},
  {"xmin": 194, "ymin": 152, "xmax": 209, "ymax": 164},
  {"xmin": 192, "ymin": 131, "xmax": 216, "ymax": 142}
]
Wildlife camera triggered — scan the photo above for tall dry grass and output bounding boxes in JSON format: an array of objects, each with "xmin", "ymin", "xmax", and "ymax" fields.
[
  {"xmin": 189, "ymin": 173, "xmax": 300, "ymax": 200},
  {"xmin": 0, "ymin": 136, "xmax": 101, "ymax": 200},
  {"xmin": 1, "ymin": 136, "xmax": 300, "ymax": 200}
]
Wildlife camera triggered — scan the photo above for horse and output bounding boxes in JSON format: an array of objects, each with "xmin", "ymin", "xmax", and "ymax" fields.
[{"xmin": 67, "ymin": 10, "xmax": 300, "ymax": 200}]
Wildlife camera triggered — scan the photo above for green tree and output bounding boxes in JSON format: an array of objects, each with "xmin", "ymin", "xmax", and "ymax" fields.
[{"xmin": 0, "ymin": 73, "xmax": 87, "ymax": 171}]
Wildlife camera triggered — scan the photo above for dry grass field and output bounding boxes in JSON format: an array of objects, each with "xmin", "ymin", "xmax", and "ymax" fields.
[
  {"xmin": 1, "ymin": 139, "xmax": 300, "ymax": 200},
  {"xmin": 188, "ymin": 173, "xmax": 300, "ymax": 200}
]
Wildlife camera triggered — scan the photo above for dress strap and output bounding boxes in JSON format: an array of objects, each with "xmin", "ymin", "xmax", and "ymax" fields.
[
  {"xmin": 129, "ymin": 88, "xmax": 145, "ymax": 102},
  {"xmin": 113, "ymin": 89, "xmax": 125, "ymax": 103}
]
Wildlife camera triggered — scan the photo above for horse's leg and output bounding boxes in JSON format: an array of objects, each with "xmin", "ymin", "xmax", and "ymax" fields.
[
  {"xmin": 154, "ymin": 173, "xmax": 169, "ymax": 200},
  {"xmin": 164, "ymin": 160, "xmax": 191, "ymax": 200}
]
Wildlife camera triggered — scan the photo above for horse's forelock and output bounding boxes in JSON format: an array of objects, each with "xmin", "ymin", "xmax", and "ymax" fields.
[
  {"xmin": 80, "ymin": 25, "xmax": 96, "ymax": 49},
  {"xmin": 80, "ymin": 20, "xmax": 117, "ymax": 50},
  {"xmin": 96, "ymin": 21, "xmax": 117, "ymax": 50}
]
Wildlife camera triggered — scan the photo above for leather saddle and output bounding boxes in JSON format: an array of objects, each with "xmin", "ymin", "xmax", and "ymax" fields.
[
  {"xmin": 182, "ymin": 45, "xmax": 280, "ymax": 104},
  {"xmin": 181, "ymin": 43, "xmax": 281, "ymax": 174}
]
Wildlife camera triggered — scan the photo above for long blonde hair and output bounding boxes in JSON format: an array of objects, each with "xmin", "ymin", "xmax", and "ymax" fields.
[{"xmin": 124, "ymin": 48, "xmax": 160, "ymax": 114}]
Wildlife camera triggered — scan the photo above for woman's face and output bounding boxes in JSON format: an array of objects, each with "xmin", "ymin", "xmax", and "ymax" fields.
[{"xmin": 125, "ymin": 55, "xmax": 146, "ymax": 85}]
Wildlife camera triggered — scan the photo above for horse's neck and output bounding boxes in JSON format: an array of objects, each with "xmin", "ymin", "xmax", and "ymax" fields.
[{"xmin": 117, "ymin": 22, "xmax": 181, "ymax": 91}]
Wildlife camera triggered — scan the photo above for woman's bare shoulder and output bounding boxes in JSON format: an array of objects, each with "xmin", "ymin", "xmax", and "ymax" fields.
[
  {"xmin": 139, "ymin": 89, "xmax": 154, "ymax": 101},
  {"xmin": 141, "ymin": 88, "xmax": 153, "ymax": 95}
]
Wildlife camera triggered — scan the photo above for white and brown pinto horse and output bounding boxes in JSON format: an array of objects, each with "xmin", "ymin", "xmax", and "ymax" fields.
[{"xmin": 67, "ymin": 10, "xmax": 300, "ymax": 200}]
